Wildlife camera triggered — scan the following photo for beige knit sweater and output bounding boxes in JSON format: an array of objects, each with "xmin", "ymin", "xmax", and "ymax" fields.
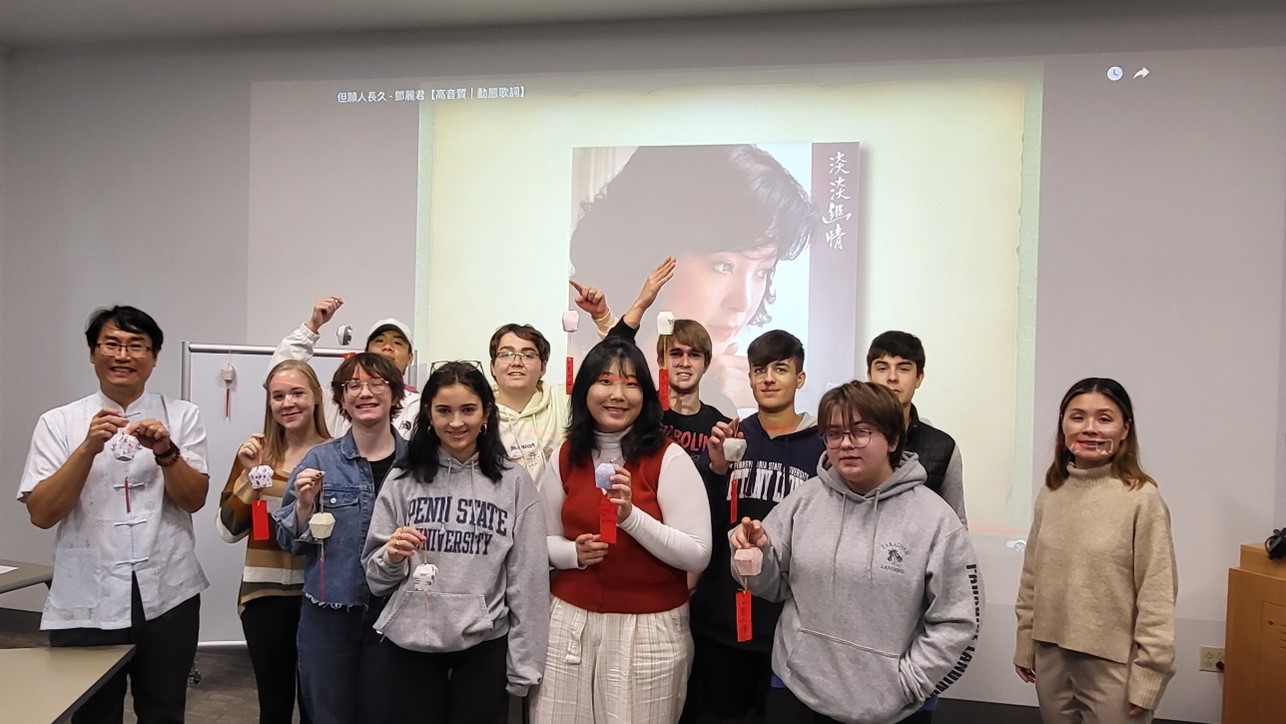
[{"xmin": 1014, "ymin": 463, "xmax": 1177, "ymax": 711}]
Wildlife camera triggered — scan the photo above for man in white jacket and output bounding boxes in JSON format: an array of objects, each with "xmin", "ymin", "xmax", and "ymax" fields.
[{"xmin": 273, "ymin": 296, "xmax": 420, "ymax": 438}]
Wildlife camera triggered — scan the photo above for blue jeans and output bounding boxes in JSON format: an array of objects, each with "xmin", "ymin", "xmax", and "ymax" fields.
[{"xmin": 297, "ymin": 597, "xmax": 389, "ymax": 724}]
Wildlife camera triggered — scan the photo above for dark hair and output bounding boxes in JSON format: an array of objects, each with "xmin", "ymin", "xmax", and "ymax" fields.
[
  {"xmin": 85, "ymin": 306, "xmax": 163, "ymax": 354},
  {"xmin": 489, "ymin": 323, "xmax": 551, "ymax": 364},
  {"xmin": 1045, "ymin": 377, "xmax": 1154, "ymax": 491},
  {"xmin": 367, "ymin": 324, "xmax": 413, "ymax": 351},
  {"xmin": 566, "ymin": 337, "xmax": 666, "ymax": 465},
  {"xmin": 330, "ymin": 353, "xmax": 406, "ymax": 421},
  {"xmin": 571, "ymin": 144, "xmax": 818, "ymax": 329},
  {"xmin": 817, "ymin": 381, "xmax": 905, "ymax": 468},
  {"xmin": 403, "ymin": 362, "xmax": 508, "ymax": 484},
  {"xmin": 747, "ymin": 329, "xmax": 805, "ymax": 371},
  {"xmin": 657, "ymin": 319, "xmax": 713, "ymax": 365},
  {"xmin": 866, "ymin": 330, "xmax": 926, "ymax": 374}
]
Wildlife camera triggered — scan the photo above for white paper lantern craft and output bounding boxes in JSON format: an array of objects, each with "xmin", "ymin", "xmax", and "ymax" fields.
[
  {"xmin": 411, "ymin": 563, "xmax": 438, "ymax": 592},
  {"xmin": 248, "ymin": 465, "xmax": 275, "ymax": 490},
  {"xmin": 110, "ymin": 433, "xmax": 142, "ymax": 462}
]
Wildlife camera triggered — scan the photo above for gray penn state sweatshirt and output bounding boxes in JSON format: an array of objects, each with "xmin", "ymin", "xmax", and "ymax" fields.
[
  {"xmin": 364, "ymin": 451, "xmax": 549, "ymax": 696},
  {"xmin": 737, "ymin": 452, "xmax": 983, "ymax": 724}
]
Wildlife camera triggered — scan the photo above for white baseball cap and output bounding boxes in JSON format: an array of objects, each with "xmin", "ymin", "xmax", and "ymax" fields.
[{"xmin": 366, "ymin": 318, "xmax": 413, "ymax": 349}]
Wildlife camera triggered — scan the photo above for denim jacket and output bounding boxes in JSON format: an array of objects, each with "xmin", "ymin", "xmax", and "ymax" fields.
[{"xmin": 273, "ymin": 428, "xmax": 407, "ymax": 607}]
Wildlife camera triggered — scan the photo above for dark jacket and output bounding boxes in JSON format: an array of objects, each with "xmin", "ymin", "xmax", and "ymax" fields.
[
  {"xmin": 904, "ymin": 405, "xmax": 966, "ymax": 525},
  {"xmin": 691, "ymin": 412, "xmax": 825, "ymax": 652}
]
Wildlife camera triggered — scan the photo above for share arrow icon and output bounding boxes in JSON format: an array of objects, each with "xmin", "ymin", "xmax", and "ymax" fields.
[{"xmin": 1134, "ymin": 67, "xmax": 1150, "ymax": 79}]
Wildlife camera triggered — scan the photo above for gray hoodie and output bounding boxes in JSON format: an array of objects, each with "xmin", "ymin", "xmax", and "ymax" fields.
[
  {"xmin": 364, "ymin": 451, "xmax": 550, "ymax": 696},
  {"xmin": 736, "ymin": 452, "xmax": 983, "ymax": 724}
]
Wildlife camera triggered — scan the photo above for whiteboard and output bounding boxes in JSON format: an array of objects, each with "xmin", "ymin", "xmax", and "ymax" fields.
[{"xmin": 181, "ymin": 342, "xmax": 350, "ymax": 644}]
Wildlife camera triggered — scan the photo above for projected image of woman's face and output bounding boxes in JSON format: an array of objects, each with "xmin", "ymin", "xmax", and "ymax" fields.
[{"xmin": 667, "ymin": 244, "xmax": 778, "ymax": 354}]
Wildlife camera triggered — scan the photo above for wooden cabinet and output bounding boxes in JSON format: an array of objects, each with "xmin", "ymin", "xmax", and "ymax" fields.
[{"xmin": 1223, "ymin": 543, "xmax": 1286, "ymax": 724}]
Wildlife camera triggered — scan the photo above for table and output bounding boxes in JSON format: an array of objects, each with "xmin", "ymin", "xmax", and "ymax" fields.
[
  {"xmin": 0, "ymin": 558, "xmax": 54, "ymax": 595},
  {"xmin": 0, "ymin": 645, "xmax": 134, "ymax": 723},
  {"xmin": 1223, "ymin": 543, "xmax": 1286, "ymax": 723}
]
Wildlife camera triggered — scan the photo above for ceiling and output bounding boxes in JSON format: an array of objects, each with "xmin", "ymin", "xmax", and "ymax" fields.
[{"xmin": 0, "ymin": 0, "xmax": 1043, "ymax": 48}]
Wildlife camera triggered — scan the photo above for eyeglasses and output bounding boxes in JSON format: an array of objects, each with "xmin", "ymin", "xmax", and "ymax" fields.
[
  {"xmin": 342, "ymin": 378, "xmax": 391, "ymax": 394},
  {"xmin": 821, "ymin": 427, "xmax": 877, "ymax": 449},
  {"xmin": 430, "ymin": 359, "xmax": 484, "ymax": 374},
  {"xmin": 494, "ymin": 350, "xmax": 541, "ymax": 365},
  {"xmin": 96, "ymin": 341, "xmax": 152, "ymax": 357}
]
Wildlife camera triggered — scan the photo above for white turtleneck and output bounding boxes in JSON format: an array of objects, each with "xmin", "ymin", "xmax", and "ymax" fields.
[{"xmin": 540, "ymin": 428, "xmax": 712, "ymax": 574}]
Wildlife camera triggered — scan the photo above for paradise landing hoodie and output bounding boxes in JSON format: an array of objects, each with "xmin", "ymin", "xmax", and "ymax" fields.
[
  {"xmin": 738, "ymin": 451, "xmax": 983, "ymax": 724},
  {"xmin": 363, "ymin": 451, "xmax": 550, "ymax": 696}
]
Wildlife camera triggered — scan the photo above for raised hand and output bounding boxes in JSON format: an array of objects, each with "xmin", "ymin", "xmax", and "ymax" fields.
[
  {"xmin": 635, "ymin": 257, "xmax": 676, "ymax": 311},
  {"xmin": 569, "ymin": 280, "xmax": 609, "ymax": 320},
  {"xmin": 306, "ymin": 295, "xmax": 344, "ymax": 333}
]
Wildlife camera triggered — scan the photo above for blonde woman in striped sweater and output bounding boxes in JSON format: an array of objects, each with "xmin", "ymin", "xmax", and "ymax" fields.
[{"xmin": 218, "ymin": 359, "xmax": 330, "ymax": 724}]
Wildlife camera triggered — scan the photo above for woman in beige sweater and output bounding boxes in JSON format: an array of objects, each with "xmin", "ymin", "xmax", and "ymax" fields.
[{"xmin": 1014, "ymin": 377, "xmax": 1177, "ymax": 723}]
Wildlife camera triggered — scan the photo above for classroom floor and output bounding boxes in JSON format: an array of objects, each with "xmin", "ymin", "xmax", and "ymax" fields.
[{"xmin": 0, "ymin": 607, "xmax": 1196, "ymax": 724}]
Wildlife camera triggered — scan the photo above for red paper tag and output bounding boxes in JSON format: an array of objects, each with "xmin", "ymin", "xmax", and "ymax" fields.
[
  {"xmin": 736, "ymin": 589, "xmax": 753, "ymax": 642},
  {"xmin": 729, "ymin": 479, "xmax": 739, "ymax": 525},
  {"xmin": 599, "ymin": 494, "xmax": 618, "ymax": 544},
  {"xmin": 251, "ymin": 499, "xmax": 269, "ymax": 541},
  {"xmin": 658, "ymin": 368, "xmax": 670, "ymax": 410},
  {"xmin": 566, "ymin": 356, "xmax": 574, "ymax": 389}
]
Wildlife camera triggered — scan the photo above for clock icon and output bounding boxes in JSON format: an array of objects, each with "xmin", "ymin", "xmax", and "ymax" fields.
[{"xmin": 1107, "ymin": 66, "xmax": 1124, "ymax": 82}]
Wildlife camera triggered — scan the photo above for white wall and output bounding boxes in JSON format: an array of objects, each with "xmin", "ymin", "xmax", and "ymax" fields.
[
  {"xmin": 2, "ymin": 3, "xmax": 1286, "ymax": 722},
  {"xmin": 1024, "ymin": 46, "xmax": 1286, "ymax": 720}
]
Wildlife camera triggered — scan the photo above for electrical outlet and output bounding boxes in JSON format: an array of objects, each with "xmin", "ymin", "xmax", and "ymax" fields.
[{"xmin": 1199, "ymin": 646, "xmax": 1224, "ymax": 673}]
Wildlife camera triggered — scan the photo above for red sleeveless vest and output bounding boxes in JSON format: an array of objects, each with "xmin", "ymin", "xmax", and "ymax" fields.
[{"xmin": 550, "ymin": 442, "xmax": 689, "ymax": 614}]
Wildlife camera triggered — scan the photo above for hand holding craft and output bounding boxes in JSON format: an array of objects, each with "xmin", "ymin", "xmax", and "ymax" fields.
[
  {"xmin": 385, "ymin": 525, "xmax": 427, "ymax": 564},
  {"xmin": 84, "ymin": 408, "xmax": 128, "ymax": 457}
]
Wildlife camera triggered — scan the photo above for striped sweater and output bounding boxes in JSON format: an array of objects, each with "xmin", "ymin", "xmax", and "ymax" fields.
[{"xmin": 217, "ymin": 461, "xmax": 307, "ymax": 611}]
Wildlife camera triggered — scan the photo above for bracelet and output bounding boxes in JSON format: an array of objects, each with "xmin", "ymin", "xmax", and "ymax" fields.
[{"xmin": 156, "ymin": 445, "xmax": 182, "ymax": 468}]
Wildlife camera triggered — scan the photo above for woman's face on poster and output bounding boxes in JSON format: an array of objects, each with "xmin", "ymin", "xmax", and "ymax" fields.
[{"xmin": 666, "ymin": 244, "xmax": 778, "ymax": 354}]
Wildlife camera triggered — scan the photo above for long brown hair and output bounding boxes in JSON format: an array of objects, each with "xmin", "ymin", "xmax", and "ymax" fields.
[
  {"xmin": 1045, "ymin": 377, "xmax": 1154, "ymax": 491},
  {"xmin": 262, "ymin": 360, "xmax": 330, "ymax": 470}
]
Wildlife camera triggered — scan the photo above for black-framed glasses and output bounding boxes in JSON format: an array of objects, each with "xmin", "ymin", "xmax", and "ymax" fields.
[
  {"xmin": 96, "ymin": 341, "xmax": 152, "ymax": 357},
  {"xmin": 821, "ymin": 427, "xmax": 877, "ymax": 449},
  {"xmin": 342, "ymin": 378, "xmax": 391, "ymax": 394},
  {"xmin": 493, "ymin": 350, "xmax": 541, "ymax": 365},
  {"xmin": 430, "ymin": 359, "xmax": 485, "ymax": 374}
]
